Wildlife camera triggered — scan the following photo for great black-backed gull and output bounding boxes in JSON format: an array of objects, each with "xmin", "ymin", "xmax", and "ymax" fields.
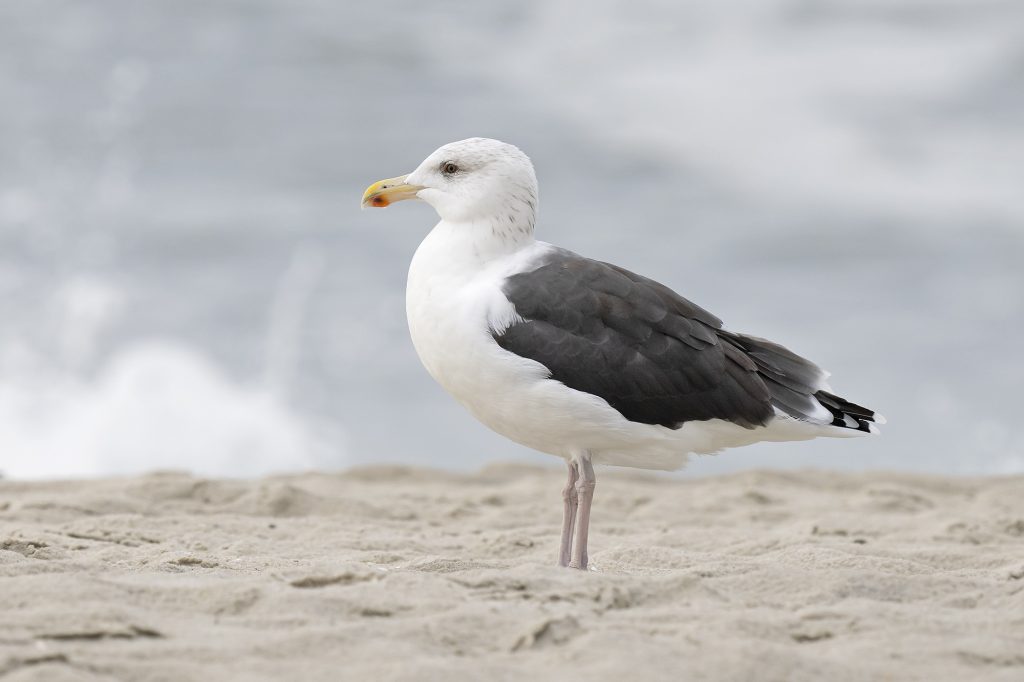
[{"xmin": 362, "ymin": 137, "xmax": 882, "ymax": 570}]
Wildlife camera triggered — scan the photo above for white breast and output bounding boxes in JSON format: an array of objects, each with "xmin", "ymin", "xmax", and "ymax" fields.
[{"xmin": 405, "ymin": 221, "xmax": 550, "ymax": 426}]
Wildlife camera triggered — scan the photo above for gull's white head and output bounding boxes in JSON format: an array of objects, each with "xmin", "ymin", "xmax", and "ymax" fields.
[{"xmin": 362, "ymin": 138, "xmax": 538, "ymax": 230}]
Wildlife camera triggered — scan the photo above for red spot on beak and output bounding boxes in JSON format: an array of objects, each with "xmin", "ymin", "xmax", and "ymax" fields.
[{"xmin": 372, "ymin": 196, "xmax": 389, "ymax": 207}]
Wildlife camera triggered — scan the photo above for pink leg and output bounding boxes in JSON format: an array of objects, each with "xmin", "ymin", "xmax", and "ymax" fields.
[
  {"xmin": 557, "ymin": 460, "xmax": 579, "ymax": 567},
  {"xmin": 568, "ymin": 453, "xmax": 596, "ymax": 570}
]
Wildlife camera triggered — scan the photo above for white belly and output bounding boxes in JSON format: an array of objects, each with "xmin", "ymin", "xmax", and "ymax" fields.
[{"xmin": 404, "ymin": 225, "xmax": 822, "ymax": 470}]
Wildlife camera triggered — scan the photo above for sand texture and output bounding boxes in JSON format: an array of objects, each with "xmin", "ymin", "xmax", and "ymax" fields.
[{"xmin": 2, "ymin": 464, "xmax": 1023, "ymax": 681}]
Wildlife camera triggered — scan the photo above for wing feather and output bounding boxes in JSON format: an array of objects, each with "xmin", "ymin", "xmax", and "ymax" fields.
[{"xmin": 492, "ymin": 250, "xmax": 775, "ymax": 430}]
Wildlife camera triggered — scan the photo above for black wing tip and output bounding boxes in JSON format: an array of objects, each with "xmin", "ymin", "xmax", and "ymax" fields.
[{"xmin": 815, "ymin": 389, "xmax": 884, "ymax": 433}]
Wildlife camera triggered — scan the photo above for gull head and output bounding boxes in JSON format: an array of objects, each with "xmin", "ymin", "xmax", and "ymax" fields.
[{"xmin": 362, "ymin": 138, "xmax": 538, "ymax": 228}]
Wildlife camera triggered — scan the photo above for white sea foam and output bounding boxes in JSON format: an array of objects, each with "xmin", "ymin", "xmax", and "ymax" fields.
[{"xmin": 0, "ymin": 341, "xmax": 333, "ymax": 479}]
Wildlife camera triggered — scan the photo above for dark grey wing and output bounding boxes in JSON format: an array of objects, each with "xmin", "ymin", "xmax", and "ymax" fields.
[{"xmin": 492, "ymin": 251, "xmax": 775, "ymax": 430}]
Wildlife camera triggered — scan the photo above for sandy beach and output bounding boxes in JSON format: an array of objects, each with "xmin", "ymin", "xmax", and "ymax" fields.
[{"xmin": 2, "ymin": 463, "xmax": 1022, "ymax": 681}]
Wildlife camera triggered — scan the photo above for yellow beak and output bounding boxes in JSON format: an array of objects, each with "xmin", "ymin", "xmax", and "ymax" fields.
[{"xmin": 361, "ymin": 174, "xmax": 425, "ymax": 209}]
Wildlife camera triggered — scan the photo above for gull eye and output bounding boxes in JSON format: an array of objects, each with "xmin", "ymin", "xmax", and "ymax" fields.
[{"xmin": 441, "ymin": 161, "xmax": 459, "ymax": 176}]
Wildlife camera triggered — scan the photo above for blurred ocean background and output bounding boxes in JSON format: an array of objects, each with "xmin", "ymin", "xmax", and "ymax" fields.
[{"xmin": 1, "ymin": 0, "xmax": 1022, "ymax": 478}]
